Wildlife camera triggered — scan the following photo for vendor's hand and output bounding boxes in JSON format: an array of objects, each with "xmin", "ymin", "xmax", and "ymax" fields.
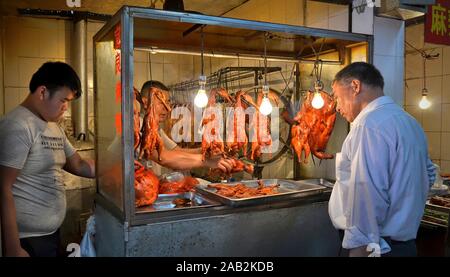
[{"xmin": 206, "ymin": 156, "xmax": 236, "ymax": 173}]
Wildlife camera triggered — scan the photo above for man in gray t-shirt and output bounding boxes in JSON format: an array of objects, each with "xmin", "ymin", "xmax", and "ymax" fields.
[{"xmin": 0, "ymin": 62, "xmax": 95, "ymax": 257}]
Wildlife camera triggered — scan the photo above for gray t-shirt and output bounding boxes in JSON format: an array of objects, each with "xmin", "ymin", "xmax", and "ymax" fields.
[{"xmin": 0, "ymin": 106, "xmax": 76, "ymax": 238}]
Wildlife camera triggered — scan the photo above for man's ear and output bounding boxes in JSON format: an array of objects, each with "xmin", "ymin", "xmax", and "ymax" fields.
[
  {"xmin": 37, "ymin": 85, "xmax": 47, "ymax": 100},
  {"xmin": 351, "ymin": 79, "xmax": 361, "ymax": 95}
]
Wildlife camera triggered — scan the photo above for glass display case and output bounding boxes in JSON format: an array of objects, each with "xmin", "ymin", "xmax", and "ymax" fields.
[{"xmin": 93, "ymin": 6, "xmax": 372, "ymax": 228}]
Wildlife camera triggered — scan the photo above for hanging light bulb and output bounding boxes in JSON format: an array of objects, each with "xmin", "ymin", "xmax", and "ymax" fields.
[
  {"xmin": 260, "ymin": 85, "xmax": 272, "ymax": 115},
  {"xmin": 311, "ymin": 80, "xmax": 325, "ymax": 109},
  {"xmin": 259, "ymin": 33, "xmax": 272, "ymax": 116},
  {"xmin": 194, "ymin": 27, "xmax": 208, "ymax": 108},
  {"xmin": 419, "ymin": 88, "xmax": 431, "ymax": 110},
  {"xmin": 194, "ymin": 75, "xmax": 208, "ymax": 108}
]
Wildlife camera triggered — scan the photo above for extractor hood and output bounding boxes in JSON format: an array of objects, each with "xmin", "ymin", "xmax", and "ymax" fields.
[{"xmin": 376, "ymin": 0, "xmax": 435, "ymax": 20}]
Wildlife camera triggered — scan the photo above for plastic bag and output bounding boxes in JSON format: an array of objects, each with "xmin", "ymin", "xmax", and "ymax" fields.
[{"xmin": 80, "ymin": 215, "xmax": 96, "ymax": 257}]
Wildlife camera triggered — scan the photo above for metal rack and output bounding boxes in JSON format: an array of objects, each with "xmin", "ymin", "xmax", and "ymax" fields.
[{"xmin": 168, "ymin": 66, "xmax": 282, "ymax": 93}]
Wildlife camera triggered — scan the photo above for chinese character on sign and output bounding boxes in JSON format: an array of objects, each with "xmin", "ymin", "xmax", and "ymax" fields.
[
  {"xmin": 431, "ymin": 4, "xmax": 447, "ymax": 36},
  {"xmin": 425, "ymin": 0, "xmax": 450, "ymax": 46}
]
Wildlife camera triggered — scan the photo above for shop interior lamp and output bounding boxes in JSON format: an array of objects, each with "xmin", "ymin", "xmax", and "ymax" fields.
[
  {"xmin": 311, "ymin": 80, "xmax": 325, "ymax": 109},
  {"xmin": 259, "ymin": 33, "xmax": 273, "ymax": 116},
  {"xmin": 194, "ymin": 27, "xmax": 208, "ymax": 108},
  {"xmin": 260, "ymin": 85, "xmax": 273, "ymax": 115},
  {"xmin": 418, "ymin": 55, "xmax": 431, "ymax": 110},
  {"xmin": 419, "ymin": 88, "xmax": 431, "ymax": 110}
]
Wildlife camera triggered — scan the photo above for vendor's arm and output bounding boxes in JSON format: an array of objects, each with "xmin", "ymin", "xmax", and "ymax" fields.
[
  {"xmin": 173, "ymin": 146, "xmax": 202, "ymax": 154},
  {"xmin": 343, "ymin": 126, "xmax": 391, "ymax": 257},
  {"xmin": 0, "ymin": 165, "xmax": 29, "ymax": 257},
  {"xmin": 149, "ymin": 148, "xmax": 235, "ymax": 173},
  {"xmin": 64, "ymin": 152, "xmax": 95, "ymax": 178}
]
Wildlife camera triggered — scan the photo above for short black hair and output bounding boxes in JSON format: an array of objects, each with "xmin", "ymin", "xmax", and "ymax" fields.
[
  {"xmin": 333, "ymin": 62, "xmax": 384, "ymax": 90},
  {"xmin": 140, "ymin": 80, "xmax": 169, "ymax": 99},
  {"xmin": 29, "ymin": 61, "xmax": 82, "ymax": 99}
]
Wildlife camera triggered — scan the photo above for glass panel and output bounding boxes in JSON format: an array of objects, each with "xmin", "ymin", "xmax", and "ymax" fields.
[{"xmin": 95, "ymin": 24, "xmax": 123, "ymax": 211}]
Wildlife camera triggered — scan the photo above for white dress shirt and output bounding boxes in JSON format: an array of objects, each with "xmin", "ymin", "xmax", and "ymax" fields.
[{"xmin": 329, "ymin": 96, "xmax": 436, "ymax": 254}]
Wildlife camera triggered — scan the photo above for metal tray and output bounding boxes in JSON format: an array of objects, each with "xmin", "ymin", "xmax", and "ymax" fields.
[
  {"xmin": 425, "ymin": 200, "xmax": 450, "ymax": 213},
  {"xmin": 136, "ymin": 192, "xmax": 220, "ymax": 213},
  {"xmin": 195, "ymin": 179, "xmax": 325, "ymax": 207},
  {"xmin": 295, "ymin": 178, "xmax": 335, "ymax": 188}
]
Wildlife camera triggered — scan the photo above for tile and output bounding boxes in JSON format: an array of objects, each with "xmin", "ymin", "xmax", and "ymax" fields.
[
  {"xmin": 39, "ymin": 28, "xmax": 59, "ymax": 58},
  {"xmin": 426, "ymin": 48, "xmax": 443, "ymax": 77},
  {"xmin": 405, "ymin": 52, "xmax": 422, "ymax": 79},
  {"xmin": 20, "ymin": 17, "xmax": 58, "ymax": 30},
  {"xmin": 133, "ymin": 62, "xmax": 149, "ymax": 90},
  {"xmin": 4, "ymin": 55, "xmax": 19, "ymax": 87},
  {"xmin": 178, "ymin": 63, "xmax": 194, "ymax": 83},
  {"xmin": 422, "ymin": 102, "xmax": 441, "ymax": 132},
  {"xmin": 87, "ymin": 21, "xmax": 105, "ymax": 33},
  {"xmin": 405, "ymin": 24, "xmax": 424, "ymax": 50},
  {"xmin": 426, "ymin": 132, "xmax": 441, "ymax": 160},
  {"xmin": 150, "ymin": 62, "xmax": 164, "ymax": 83},
  {"xmin": 18, "ymin": 27, "xmax": 41, "ymax": 57},
  {"xmin": 441, "ymin": 133, "xmax": 450, "ymax": 161},
  {"xmin": 426, "ymin": 76, "xmax": 442, "ymax": 107},
  {"xmin": 149, "ymin": 52, "xmax": 164, "ymax": 64},
  {"xmin": 58, "ymin": 26, "xmax": 71, "ymax": 60},
  {"xmin": 269, "ymin": 0, "xmax": 286, "ymax": 24},
  {"xmin": 163, "ymin": 53, "xmax": 179, "ymax": 64},
  {"xmin": 328, "ymin": 3, "xmax": 348, "ymax": 18},
  {"xmin": 306, "ymin": 1, "xmax": 329, "ymax": 25},
  {"xmin": 441, "ymin": 160, "xmax": 450, "ymax": 174},
  {"xmin": 443, "ymin": 104, "xmax": 450, "ymax": 132},
  {"xmin": 163, "ymin": 63, "xmax": 179, "ymax": 87},
  {"xmin": 442, "ymin": 75, "xmax": 450, "ymax": 103},
  {"xmin": 329, "ymin": 13, "xmax": 349, "ymax": 32},
  {"xmin": 285, "ymin": 0, "xmax": 302, "ymax": 26},
  {"xmin": 18, "ymin": 57, "xmax": 46, "ymax": 88},
  {"xmin": 405, "ymin": 105, "xmax": 422, "ymax": 125},
  {"xmin": 404, "ymin": 78, "xmax": 423, "ymax": 106},
  {"xmin": 134, "ymin": 50, "xmax": 148, "ymax": 63},
  {"xmin": 4, "ymin": 88, "xmax": 20, "ymax": 114},
  {"xmin": 19, "ymin": 88, "xmax": 28, "ymax": 102},
  {"xmin": 443, "ymin": 47, "xmax": 450, "ymax": 75}
]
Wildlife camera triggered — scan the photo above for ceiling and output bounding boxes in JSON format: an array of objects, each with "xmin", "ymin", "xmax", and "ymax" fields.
[{"xmin": 0, "ymin": 0, "xmax": 249, "ymax": 17}]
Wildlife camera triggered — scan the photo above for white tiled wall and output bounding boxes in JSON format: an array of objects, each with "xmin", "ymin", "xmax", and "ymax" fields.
[
  {"xmin": 1, "ymin": 16, "xmax": 72, "ymax": 114},
  {"xmin": 405, "ymin": 23, "xmax": 450, "ymax": 173}
]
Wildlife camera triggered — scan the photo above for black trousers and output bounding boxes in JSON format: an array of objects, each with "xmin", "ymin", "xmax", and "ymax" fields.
[
  {"xmin": 20, "ymin": 229, "xmax": 61, "ymax": 257},
  {"xmin": 338, "ymin": 230, "xmax": 417, "ymax": 257}
]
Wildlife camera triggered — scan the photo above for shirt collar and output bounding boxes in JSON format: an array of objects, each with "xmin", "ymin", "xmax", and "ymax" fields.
[{"xmin": 351, "ymin": 96, "xmax": 394, "ymax": 126}]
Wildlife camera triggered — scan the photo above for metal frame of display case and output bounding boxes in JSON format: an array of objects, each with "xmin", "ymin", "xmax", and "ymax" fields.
[{"xmin": 93, "ymin": 6, "xmax": 373, "ymax": 228}]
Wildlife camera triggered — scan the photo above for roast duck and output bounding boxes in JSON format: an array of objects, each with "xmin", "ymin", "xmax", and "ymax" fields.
[
  {"xmin": 159, "ymin": 176, "xmax": 200, "ymax": 194},
  {"xmin": 290, "ymin": 90, "xmax": 336, "ymax": 163},
  {"xmin": 201, "ymin": 88, "xmax": 270, "ymax": 179},
  {"xmin": 134, "ymin": 161, "xmax": 159, "ymax": 207},
  {"xmin": 138, "ymin": 87, "xmax": 171, "ymax": 161}
]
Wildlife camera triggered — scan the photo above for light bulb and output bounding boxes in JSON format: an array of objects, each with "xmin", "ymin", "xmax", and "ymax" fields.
[
  {"xmin": 260, "ymin": 96, "xmax": 273, "ymax": 115},
  {"xmin": 194, "ymin": 88, "xmax": 208, "ymax": 108},
  {"xmin": 419, "ymin": 95, "xmax": 431, "ymax": 110},
  {"xmin": 194, "ymin": 75, "xmax": 208, "ymax": 108},
  {"xmin": 311, "ymin": 92, "xmax": 325, "ymax": 109}
]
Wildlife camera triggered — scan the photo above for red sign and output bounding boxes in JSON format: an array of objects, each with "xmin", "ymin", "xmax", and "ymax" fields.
[{"xmin": 425, "ymin": 0, "xmax": 450, "ymax": 46}]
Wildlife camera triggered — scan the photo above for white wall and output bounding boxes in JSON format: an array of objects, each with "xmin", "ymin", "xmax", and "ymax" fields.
[{"xmin": 373, "ymin": 16, "xmax": 405, "ymax": 106}]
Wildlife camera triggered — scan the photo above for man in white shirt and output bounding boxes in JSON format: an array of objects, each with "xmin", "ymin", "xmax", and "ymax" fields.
[{"xmin": 328, "ymin": 62, "xmax": 436, "ymax": 257}]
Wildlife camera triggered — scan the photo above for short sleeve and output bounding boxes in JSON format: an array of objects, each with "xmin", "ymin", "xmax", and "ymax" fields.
[{"xmin": 0, "ymin": 120, "xmax": 32, "ymax": 169}]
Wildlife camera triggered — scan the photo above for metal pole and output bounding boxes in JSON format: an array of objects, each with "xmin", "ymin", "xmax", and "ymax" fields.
[{"xmin": 71, "ymin": 18, "xmax": 88, "ymax": 141}]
